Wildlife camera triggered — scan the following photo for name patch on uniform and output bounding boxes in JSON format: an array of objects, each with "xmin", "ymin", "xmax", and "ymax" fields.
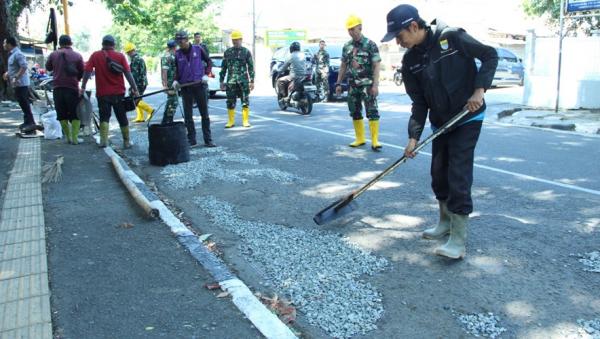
[{"xmin": 440, "ymin": 39, "xmax": 449, "ymax": 50}]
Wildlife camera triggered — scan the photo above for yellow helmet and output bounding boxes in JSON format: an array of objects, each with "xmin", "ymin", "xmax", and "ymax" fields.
[
  {"xmin": 231, "ymin": 30, "xmax": 243, "ymax": 40},
  {"xmin": 124, "ymin": 42, "xmax": 136, "ymax": 53},
  {"xmin": 346, "ymin": 15, "xmax": 362, "ymax": 29}
]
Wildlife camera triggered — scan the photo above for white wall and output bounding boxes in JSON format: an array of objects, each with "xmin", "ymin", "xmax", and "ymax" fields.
[{"xmin": 523, "ymin": 31, "xmax": 600, "ymax": 109}]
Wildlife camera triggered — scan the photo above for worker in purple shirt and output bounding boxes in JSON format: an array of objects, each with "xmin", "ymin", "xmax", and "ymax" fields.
[
  {"xmin": 45, "ymin": 34, "xmax": 85, "ymax": 144},
  {"xmin": 172, "ymin": 30, "xmax": 215, "ymax": 147}
]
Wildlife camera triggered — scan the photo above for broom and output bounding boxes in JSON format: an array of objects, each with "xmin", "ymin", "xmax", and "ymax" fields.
[{"xmin": 42, "ymin": 155, "xmax": 64, "ymax": 183}]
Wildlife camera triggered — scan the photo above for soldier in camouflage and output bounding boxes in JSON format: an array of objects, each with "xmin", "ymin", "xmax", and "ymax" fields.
[
  {"xmin": 313, "ymin": 40, "xmax": 330, "ymax": 101},
  {"xmin": 161, "ymin": 40, "xmax": 178, "ymax": 124},
  {"xmin": 124, "ymin": 42, "xmax": 155, "ymax": 122},
  {"xmin": 219, "ymin": 30, "xmax": 255, "ymax": 128},
  {"xmin": 336, "ymin": 15, "xmax": 382, "ymax": 152}
]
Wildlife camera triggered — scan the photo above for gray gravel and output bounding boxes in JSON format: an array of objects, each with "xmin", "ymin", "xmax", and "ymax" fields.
[
  {"xmin": 160, "ymin": 147, "xmax": 301, "ymax": 189},
  {"xmin": 578, "ymin": 318, "xmax": 600, "ymax": 339},
  {"xmin": 578, "ymin": 251, "xmax": 600, "ymax": 272},
  {"xmin": 457, "ymin": 312, "xmax": 507, "ymax": 338},
  {"xmin": 194, "ymin": 196, "xmax": 388, "ymax": 338},
  {"xmin": 256, "ymin": 147, "xmax": 300, "ymax": 161}
]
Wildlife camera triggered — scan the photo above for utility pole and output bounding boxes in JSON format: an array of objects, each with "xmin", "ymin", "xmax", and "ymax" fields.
[
  {"xmin": 61, "ymin": 0, "xmax": 70, "ymax": 35},
  {"xmin": 252, "ymin": 0, "xmax": 256, "ymax": 64},
  {"xmin": 555, "ymin": 0, "xmax": 564, "ymax": 112}
]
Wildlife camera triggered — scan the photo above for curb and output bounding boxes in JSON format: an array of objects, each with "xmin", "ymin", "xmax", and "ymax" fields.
[{"xmin": 101, "ymin": 142, "xmax": 297, "ymax": 339}]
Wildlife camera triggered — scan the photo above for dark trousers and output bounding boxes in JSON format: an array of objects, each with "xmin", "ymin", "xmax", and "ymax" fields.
[
  {"xmin": 181, "ymin": 84, "xmax": 211, "ymax": 144},
  {"xmin": 14, "ymin": 86, "xmax": 35, "ymax": 125},
  {"xmin": 430, "ymin": 121, "xmax": 482, "ymax": 215},
  {"xmin": 97, "ymin": 95, "xmax": 128, "ymax": 127},
  {"xmin": 53, "ymin": 87, "xmax": 80, "ymax": 121}
]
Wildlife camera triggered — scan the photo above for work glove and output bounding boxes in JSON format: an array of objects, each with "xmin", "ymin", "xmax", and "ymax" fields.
[
  {"xmin": 202, "ymin": 75, "xmax": 209, "ymax": 84},
  {"xmin": 172, "ymin": 80, "xmax": 180, "ymax": 90}
]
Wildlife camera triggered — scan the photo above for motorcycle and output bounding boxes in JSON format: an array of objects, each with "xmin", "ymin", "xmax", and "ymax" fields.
[
  {"xmin": 275, "ymin": 71, "xmax": 317, "ymax": 115},
  {"xmin": 392, "ymin": 64, "xmax": 403, "ymax": 86}
]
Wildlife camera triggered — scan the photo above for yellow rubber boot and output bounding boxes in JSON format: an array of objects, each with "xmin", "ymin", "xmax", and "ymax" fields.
[
  {"xmin": 137, "ymin": 100, "xmax": 153, "ymax": 121},
  {"xmin": 70, "ymin": 119, "xmax": 80, "ymax": 145},
  {"xmin": 349, "ymin": 119, "xmax": 366, "ymax": 147},
  {"xmin": 133, "ymin": 106, "xmax": 145, "ymax": 123},
  {"xmin": 369, "ymin": 120, "xmax": 382, "ymax": 152},
  {"xmin": 225, "ymin": 109, "xmax": 235, "ymax": 128},
  {"xmin": 59, "ymin": 120, "xmax": 71, "ymax": 144},
  {"xmin": 242, "ymin": 107, "xmax": 251, "ymax": 127},
  {"xmin": 99, "ymin": 122, "xmax": 109, "ymax": 148}
]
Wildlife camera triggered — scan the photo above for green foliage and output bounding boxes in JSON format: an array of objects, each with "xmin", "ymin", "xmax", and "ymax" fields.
[
  {"xmin": 73, "ymin": 30, "xmax": 90, "ymax": 52},
  {"xmin": 104, "ymin": 0, "xmax": 223, "ymax": 55},
  {"xmin": 522, "ymin": 0, "xmax": 560, "ymax": 19},
  {"xmin": 522, "ymin": 0, "xmax": 599, "ymax": 35}
]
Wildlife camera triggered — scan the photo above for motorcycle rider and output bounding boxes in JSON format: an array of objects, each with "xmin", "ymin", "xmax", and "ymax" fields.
[{"xmin": 276, "ymin": 41, "xmax": 306, "ymax": 102}]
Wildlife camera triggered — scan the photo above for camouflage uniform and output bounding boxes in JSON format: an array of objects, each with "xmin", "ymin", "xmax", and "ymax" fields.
[
  {"xmin": 129, "ymin": 53, "xmax": 148, "ymax": 94},
  {"xmin": 161, "ymin": 50, "xmax": 178, "ymax": 124},
  {"xmin": 219, "ymin": 46, "xmax": 255, "ymax": 109},
  {"xmin": 342, "ymin": 36, "xmax": 382, "ymax": 120},
  {"xmin": 314, "ymin": 49, "xmax": 330, "ymax": 99}
]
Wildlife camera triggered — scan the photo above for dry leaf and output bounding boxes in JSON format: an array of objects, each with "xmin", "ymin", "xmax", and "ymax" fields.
[
  {"xmin": 216, "ymin": 292, "xmax": 230, "ymax": 298},
  {"xmin": 205, "ymin": 283, "xmax": 220, "ymax": 290},
  {"xmin": 119, "ymin": 222, "xmax": 134, "ymax": 229}
]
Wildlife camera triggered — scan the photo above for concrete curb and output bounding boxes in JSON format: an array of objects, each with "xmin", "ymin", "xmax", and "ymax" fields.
[{"xmin": 100, "ymin": 141, "xmax": 296, "ymax": 339}]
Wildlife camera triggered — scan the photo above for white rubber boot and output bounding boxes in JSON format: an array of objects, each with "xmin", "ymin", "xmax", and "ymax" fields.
[
  {"xmin": 434, "ymin": 213, "xmax": 468, "ymax": 259},
  {"xmin": 422, "ymin": 200, "xmax": 451, "ymax": 239}
]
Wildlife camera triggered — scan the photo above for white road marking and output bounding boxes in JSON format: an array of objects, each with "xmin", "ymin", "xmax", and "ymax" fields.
[{"xmin": 210, "ymin": 105, "xmax": 600, "ymax": 197}]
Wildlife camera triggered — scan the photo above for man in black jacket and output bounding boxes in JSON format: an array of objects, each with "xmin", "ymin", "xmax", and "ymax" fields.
[{"xmin": 382, "ymin": 4, "xmax": 498, "ymax": 259}]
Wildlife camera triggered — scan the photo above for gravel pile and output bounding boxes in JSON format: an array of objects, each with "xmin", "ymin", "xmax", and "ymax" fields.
[
  {"xmin": 160, "ymin": 150, "xmax": 300, "ymax": 188},
  {"xmin": 578, "ymin": 318, "xmax": 600, "ymax": 339},
  {"xmin": 256, "ymin": 147, "xmax": 300, "ymax": 161},
  {"xmin": 578, "ymin": 251, "xmax": 600, "ymax": 273},
  {"xmin": 457, "ymin": 312, "xmax": 507, "ymax": 338},
  {"xmin": 195, "ymin": 196, "xmax": 388, "ymax": 338}
]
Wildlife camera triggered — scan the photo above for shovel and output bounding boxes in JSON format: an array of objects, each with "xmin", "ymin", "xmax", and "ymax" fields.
[
  {"xmin": 123, "ymin": 80, "xmax": 204, "ymax": 111},
  {"xmin": 313, "ymin": 108, "xmax": 472, "ymax": 225}
]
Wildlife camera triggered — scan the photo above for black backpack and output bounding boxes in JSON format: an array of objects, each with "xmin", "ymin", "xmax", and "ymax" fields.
[{"xmin": 61, "ymin": 51, "xmax": 79, "ymax": 77}]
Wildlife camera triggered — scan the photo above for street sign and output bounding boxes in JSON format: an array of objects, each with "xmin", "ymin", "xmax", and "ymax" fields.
[
  {"xmin": 266, "ymin": 30, "xmax": 307, "ymax": 48},
  {"xmin": 567, "ymin": 0, "xmax": 600, "ymax": 12}
]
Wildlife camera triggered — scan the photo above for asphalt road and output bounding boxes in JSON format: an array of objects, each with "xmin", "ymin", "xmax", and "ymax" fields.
[{"xmin": 111, "ymin": 83, "xmax": 600, "ymax": 338}]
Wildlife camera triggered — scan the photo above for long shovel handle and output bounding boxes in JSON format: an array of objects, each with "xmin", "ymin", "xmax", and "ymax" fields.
[
  {"xmin": 349, "ymin": 108, "xmax": 472, "ymax": 201},
  {"xmin": 132, "ymin": 80, "xmax": 204, "ymax": 100}
]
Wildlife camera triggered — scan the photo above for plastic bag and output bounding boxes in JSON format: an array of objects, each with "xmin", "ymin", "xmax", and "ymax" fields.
[
  {"xmin": 77, "ymin": 92, "xmax": 93, "ymax": 127},
  {"xmin": 41, "ymin": 110, "xmax": 62, "ymax": 139}
]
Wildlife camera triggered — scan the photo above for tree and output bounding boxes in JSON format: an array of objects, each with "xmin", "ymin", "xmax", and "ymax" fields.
[
  {"xmin": 522, "ymin": 0, "xmax": 600, "ymax": 36},
  {"xmin": 73, "ymin": 30, "xmax": 90, "ymax": 52},
  {"xmin": 103, "ymin": 0, "xmax": 222, "ymax": 55}
]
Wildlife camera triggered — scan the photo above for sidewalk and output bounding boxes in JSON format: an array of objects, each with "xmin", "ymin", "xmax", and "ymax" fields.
[{"xmin": 0, "ymin": 105, "xmax": 261, "ymax": 338}]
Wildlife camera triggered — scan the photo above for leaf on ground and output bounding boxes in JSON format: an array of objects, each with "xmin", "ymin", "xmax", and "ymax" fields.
[
  {"xmin": 216, "ymin": 291, "xmax": 230, "ymax": 298},
  {"xmin": 258, "ymin": 294, "xmax": 296, "ymax": 324},
  {"xmin": 119, "ymin": 222, "xmax": 134, "ymax": 229},
  {"xmin": 204, "ymin": 283, "xmax": 221, "ymax": 290}
]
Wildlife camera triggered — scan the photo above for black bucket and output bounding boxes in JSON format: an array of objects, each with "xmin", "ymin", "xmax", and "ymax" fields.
[{"xmin": 148, "ymin": 122, "xmax": 190, "ymax": 166}]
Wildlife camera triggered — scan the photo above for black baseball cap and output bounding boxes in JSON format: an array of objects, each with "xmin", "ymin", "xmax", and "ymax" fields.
[
  {"xmin": 102, "ymin": 35, "xmax": 116, "ymax": 46},
  {"xmin": 175, "ymin": 30, "xmax": 189, "ymax": 41},
  {"xmin": 58, "ymin": 34, "xmax": 72, "ymax": 46},
  {"xmin": 381, "ymin": 4, "xmax": 421, "ymax": 42}
]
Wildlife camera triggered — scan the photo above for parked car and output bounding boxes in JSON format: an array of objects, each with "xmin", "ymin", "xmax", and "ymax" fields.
[
  {"xmin": 207, "ymin": 54, "xmax": 224, "ymax": 97},
  {"xmin": 476, "ymin": 47, "xmax": 524, "ymax": 87},
  {"xmin": 305, "ymin": 43, "xmax": 349, "ymax": 101}
]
